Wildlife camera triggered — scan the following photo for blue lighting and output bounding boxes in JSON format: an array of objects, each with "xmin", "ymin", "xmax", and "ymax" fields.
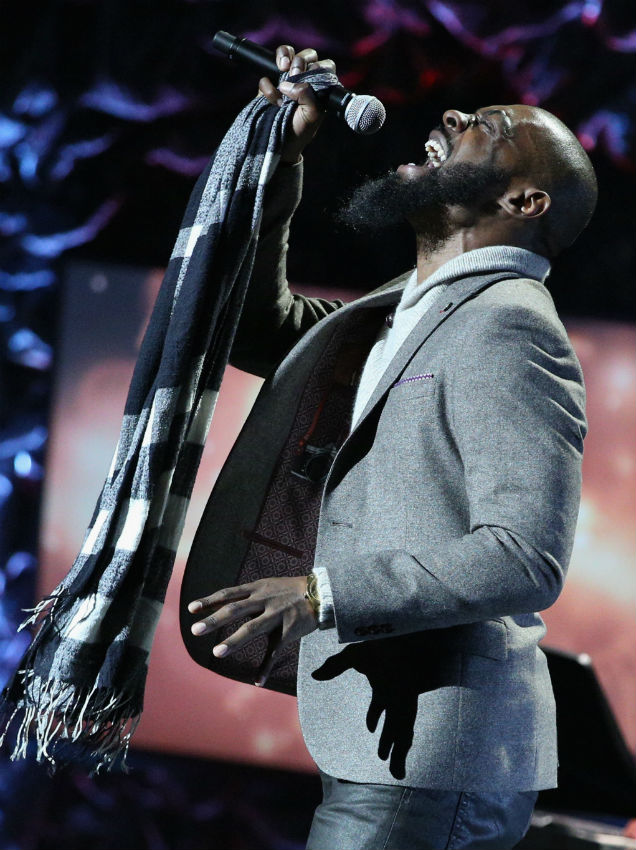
[
  {"xmin": 0, "ymin": 152, "xmax": 11, "ymax": 182},
  {"xmin": 0, "ymin": 115, "xmax": 26, "ymax": 148},
  {"xmin": 0, "ymin": 426, "xmax": 47, "ymax": 461},
  {"xmin": 0, "ymin": 474, "xmax": 13, "ymax": 501},
  {"xmin": 80, "ymin": 80, "xmax": 191, "ymax": 122},
  {"xmin": 7, "ymin": 329, "xmax": 52, "ymax": 370},
  {"xmin": 14, "ymin": 141, "xmax": 39, "ymax": 183},
  {"xmin": 0, "ymin": 270, "xmax": 56, "ymax": 291},
  {"xmin": 578, "ymin": 109, "xmax": 632, "ymax": 158},
  {"xmin": 13, "ymin": 452, "xmax": 33, "ymax": 478},
  {"xmin": 20, "ymin": 198, "xmax": 121, "ymax": 258},
  {"xmin": 50, "ymin": 134, "xmax": 117, "ymax": 181},
  {"xmin": 13, "ymin": 85, "xmax": 58, "ymax": 118},
  {"xmin": 4, "ymin": 551, "xmax": 36, "ymax": 580},
  {"xmin": 0, "ymin": 212, "xmax": 27, "ymax": 236}
]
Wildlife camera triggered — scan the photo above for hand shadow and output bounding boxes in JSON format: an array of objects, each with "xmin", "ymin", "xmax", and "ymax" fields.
[{"xmin": 312, "ymin": 631, "xmax": 458, "ymax": 780}]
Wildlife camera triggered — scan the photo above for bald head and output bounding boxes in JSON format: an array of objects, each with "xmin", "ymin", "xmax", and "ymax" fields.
[{"xmin": 508, "ymin": 106, "xmax": 598, "ymax": 257}]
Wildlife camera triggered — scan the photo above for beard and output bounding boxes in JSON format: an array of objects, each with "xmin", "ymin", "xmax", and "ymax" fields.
[{"xmin": 335, "ymin": 161, "xmax": 511, "ymax": 255}]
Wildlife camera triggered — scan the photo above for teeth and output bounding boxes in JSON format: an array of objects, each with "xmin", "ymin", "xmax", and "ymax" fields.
[{"xmin": 425, "ymin": 139, "xmax": 447, "ymax": 168}]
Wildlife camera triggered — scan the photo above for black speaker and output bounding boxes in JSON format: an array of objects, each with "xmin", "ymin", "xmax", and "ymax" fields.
[{"xmin": 538, "ymin": 647, "xmax": 635, "ymax": 818}]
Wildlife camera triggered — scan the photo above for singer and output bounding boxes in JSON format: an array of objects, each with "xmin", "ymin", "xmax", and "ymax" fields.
[{"xmin": 187, "ymin": 44, "xmax": 597, "ymax": 849}]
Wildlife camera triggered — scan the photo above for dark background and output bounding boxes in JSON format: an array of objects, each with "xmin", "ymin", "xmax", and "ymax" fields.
[
  {"xmin": 1, "ymin": 0, "xmax": 634, "ymax": 320},
  {"xmin": 0, "ymin": 2, "xmax": 634, "ymax": 848}
]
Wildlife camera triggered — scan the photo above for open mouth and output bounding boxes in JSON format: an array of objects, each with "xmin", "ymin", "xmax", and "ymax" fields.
[
  {"xmin": 424, "ymin": 139, "xmax": 447, "ymax": 168},
  {"xmin": 398, "ymin": 129, "xmax": 452, "ymax": 177},
  {"xmin": 424, "ymin": 130, "xmax": 451, "ymax": 169}
]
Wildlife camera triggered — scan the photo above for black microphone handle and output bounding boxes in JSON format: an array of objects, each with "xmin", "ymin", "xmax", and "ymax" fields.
[{"xmin": 212, "ymin": 31, "xmax": 353, "ymax": 118}]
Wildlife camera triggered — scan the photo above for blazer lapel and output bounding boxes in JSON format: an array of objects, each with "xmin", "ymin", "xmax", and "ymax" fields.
[{"xmin": 350, "ymin": 271, "xmax": 519, "ymax": 435}]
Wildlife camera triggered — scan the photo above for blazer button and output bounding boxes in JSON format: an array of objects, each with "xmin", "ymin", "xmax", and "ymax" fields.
[{"xmin": 385, "ymin": 311, "xmax": 395, "ymax": 328}]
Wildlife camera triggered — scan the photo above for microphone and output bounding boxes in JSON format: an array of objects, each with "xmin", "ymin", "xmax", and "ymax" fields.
[{"xmin": 212, "ymin": 31, "xmax": 386, "ymax": 136}]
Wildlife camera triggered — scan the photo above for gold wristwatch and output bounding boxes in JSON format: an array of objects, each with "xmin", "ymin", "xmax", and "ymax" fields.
[{"xmin": 304, "ymin": 572, "xmax": 321, "ymax": 618}]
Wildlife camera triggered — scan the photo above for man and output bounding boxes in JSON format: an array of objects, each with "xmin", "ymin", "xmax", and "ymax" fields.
[{"xmin": 182, "ymin": 44, "xmax": 596, "ymax": 849}]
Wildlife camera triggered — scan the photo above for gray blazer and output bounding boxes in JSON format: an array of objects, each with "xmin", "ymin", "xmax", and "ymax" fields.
[{"xmin": 181, "ymin": 164, "xmax": 587, "ymax": 791}]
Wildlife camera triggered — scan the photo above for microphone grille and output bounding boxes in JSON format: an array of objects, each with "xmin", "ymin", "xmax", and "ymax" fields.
[{"xmin": 344, "ymin": 95, "xmax": 386, "ymax": 135}]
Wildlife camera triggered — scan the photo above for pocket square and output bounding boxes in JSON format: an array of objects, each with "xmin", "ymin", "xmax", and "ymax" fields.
[{"xmin": 393, "ymin": 373, "xmax": 434, "ymax": 389}]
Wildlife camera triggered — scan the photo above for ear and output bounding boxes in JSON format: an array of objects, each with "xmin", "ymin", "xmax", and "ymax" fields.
[{"xmin": 498, "ymin": 186, "xmax": 551, "ymax": 220}]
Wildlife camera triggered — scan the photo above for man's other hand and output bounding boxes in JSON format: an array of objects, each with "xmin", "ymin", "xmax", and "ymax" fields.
[{"xmin": 188, "ymin": 576, "xmax": 318, "ymax": 686}]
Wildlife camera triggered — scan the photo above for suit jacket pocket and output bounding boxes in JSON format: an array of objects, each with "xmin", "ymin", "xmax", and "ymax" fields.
[
  {"xmin": 389, "ymin": 373, "xmax": 437, "ymax": 400},
  {"xmin": 441, "ymin": 619, "xmax": 508, "ymax": 661}
]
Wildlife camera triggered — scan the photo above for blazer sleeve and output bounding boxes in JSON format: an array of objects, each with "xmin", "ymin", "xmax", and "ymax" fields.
[
  {"xmin": 326, "ymin": 298, "xmax": 588, "ymax": 642},
  {"xmin": 229, "ymin": 160, "xmax": 345, "ymax": 377}
]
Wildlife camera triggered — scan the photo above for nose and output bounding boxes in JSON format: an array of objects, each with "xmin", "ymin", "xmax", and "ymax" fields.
[{"xmin": 442, "ymin": 110, "xmax": 473, "ymax": 134}]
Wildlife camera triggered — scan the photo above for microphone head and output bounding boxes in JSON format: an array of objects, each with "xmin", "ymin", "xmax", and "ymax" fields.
[{"xmin": 344, "ymin": 95, "xmax": 386, "ymax": 135}]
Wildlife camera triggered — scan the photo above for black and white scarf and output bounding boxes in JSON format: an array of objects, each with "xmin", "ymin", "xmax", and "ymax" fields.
[{"xmin": 0, "ymin": 69, "xmax": 337, "ymax": 773}]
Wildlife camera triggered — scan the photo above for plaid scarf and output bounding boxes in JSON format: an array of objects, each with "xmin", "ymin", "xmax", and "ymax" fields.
[{"xmin": 1, "ymin": 69, "xmax": 337, "ymax": 773}]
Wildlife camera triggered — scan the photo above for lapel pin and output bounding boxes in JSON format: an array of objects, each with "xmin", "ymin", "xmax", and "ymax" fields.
[{"xmin": 439, "ymin": 302, "xmax": 454, "ymax": 313}]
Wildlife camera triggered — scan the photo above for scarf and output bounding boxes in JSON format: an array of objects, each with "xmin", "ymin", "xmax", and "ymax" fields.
[{"xmin": 0, "ymin": 68, "xmax": 337, "ymax": 773}]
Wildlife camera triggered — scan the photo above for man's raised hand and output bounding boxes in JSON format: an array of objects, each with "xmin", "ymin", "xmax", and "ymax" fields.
[{"xmin": 258, "ymin": 45, "xmax": 336, "ymax": 164}]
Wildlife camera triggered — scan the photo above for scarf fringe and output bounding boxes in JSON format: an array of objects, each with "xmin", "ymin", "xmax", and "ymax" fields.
[
  {"xmin": 0, "ymin": 670, "xmax": 141, "ymax": 774},
  {"xmin": 2, "ymin": 79, "xmax": 337, "ymax": 772},
  {"xmin": 17, "ymin": 589, "xmax": 63, "ymax": 633}
]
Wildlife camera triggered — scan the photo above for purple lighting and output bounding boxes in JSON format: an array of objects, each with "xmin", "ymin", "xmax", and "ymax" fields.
[
  {"xmin": 50, "ymin": 133, "xmax": 117, "ymax": 181},
  {"xmin": 581, "ymin": 0, "xmax": 603, "ymax": 26},
  {"xmin": 145, "ymin": 148, "xmax": 211, "ymax": 177},
  {"xmin": 578, "ymin": 110, "xmax": 632, "ymax": 160},
  {"xmin": 7, "ymin": 329, "xmax": 52, "ymax": 370},
  {"xmin": 606, "ymin": 30, "xmax": 636, "ymax": 52},
  {"xmin": 80, "ymin": 80, "xmax": 192, "ymax": 122},
  {"xmin": 426, "ymin": 0, "xmax": 590, "ymax": 56}
]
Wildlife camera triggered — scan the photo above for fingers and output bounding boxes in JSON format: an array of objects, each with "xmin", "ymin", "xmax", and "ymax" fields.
[
  {"xmin": 257, "ymin": 73, "xmax": 323, "ymax": 109},
  {"xmin": 274, "ymin": 46, "xmax": 334, "ymax": 76},
  {"xmin": 212, "ymin": 613, "xmax": 271, "ymax": 658},
  {"xmin": 289, "ymin": 47, "xmax": 319, "ymax": 76},
  {"xmin": 190, "ymin": 597, "xmax": 263, "ymax": 637},
  {"xmin": 189, "ymin": 577, "xmax": 318, "ymax": 681},
  {"xmin": 188, "ymin": 584, "xmax": 251, "ymax": 615},
  {"xmin": 278, "ymin": 80, "xmax": 321, "ymax": 113},
  {"xmin": 275, "ymin": 44, "xmax": 295, "ymax": 72},
  {"xmin": 260, "ymin": 46, "xmax": 336, "ymax": 103},
  {"xmin": 259, "ymin": 75, "xmax": 283, "ymax": 107}
]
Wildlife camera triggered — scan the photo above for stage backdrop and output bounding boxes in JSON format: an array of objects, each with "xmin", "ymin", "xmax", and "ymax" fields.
[{"xmin": 38, "ymin": 259, "xmax": 635, "ymax": 771}]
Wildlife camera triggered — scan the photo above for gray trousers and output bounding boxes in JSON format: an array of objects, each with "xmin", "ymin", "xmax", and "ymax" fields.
[{"xmin": 306, "ymin": 771, "xmax": 537, "ymax": 850}]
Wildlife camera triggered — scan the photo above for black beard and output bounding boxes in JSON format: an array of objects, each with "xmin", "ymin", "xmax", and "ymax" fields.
[{"xmin": 335, "ymin": 162, "xmax": 511, "ymax": 254}]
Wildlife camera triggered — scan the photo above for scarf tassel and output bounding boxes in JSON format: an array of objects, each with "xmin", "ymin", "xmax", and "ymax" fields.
[{"xmin": 0, "ymin": 670, "xmax": 142, "ymax": 774}]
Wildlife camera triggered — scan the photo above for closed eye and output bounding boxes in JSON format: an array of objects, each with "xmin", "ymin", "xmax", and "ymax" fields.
[{"xmin": 475, "ymin": 115, "xmax": 496, "ymax": 134}]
